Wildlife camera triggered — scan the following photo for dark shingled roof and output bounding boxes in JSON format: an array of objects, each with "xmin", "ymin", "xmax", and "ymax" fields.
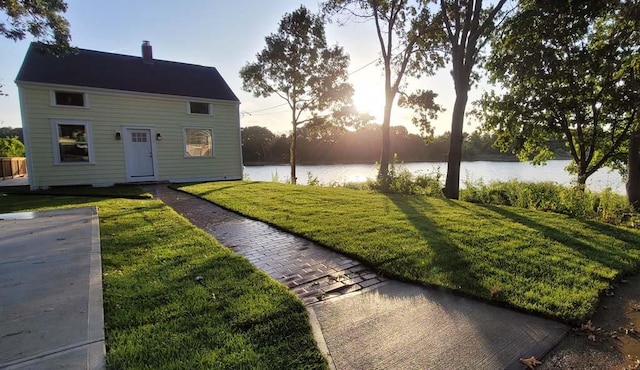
[{"xmin": 16, "ymin": 43, "xmax": 239, "ymax": 102}]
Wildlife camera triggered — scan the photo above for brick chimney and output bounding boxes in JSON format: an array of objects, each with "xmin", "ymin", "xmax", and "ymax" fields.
[{"xmin": 141, "ymin": 40, "xmax": 153, "ymax": 64}]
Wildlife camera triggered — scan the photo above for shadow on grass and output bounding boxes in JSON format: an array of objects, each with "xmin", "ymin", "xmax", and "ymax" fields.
[
  {"xmin": 480, "ymin": 204, "xmax": 640, "ymax": 272},
  {"xmin": 385, "ymin": 194, "xmax": 483, "ymax": 294},
  {"xmin": 101, "ymin": 211, "xmax": 326, "ymax": 369},
  {"xmin": 0, "ymin": 194, "xmax": 100, "ymax": 214},
  {"xmin": 172, "ymin": 181, "xmax": 253, "ymax": 197},
  {"xmin": 1, "ymin": 185, "xmax": 152, "ymax": 199}
]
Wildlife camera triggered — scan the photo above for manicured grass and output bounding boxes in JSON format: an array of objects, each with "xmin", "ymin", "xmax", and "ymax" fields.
[
  {"xmin": 0, "ymin": 194, "xmax": 326, "ymax": 369},
  {"xmin": 180, "ymin": 181, "xmax": 640, "ymax": 323}
]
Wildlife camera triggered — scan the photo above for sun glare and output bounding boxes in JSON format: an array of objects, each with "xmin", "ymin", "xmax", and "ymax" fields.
[{"xmin": 353, "ymin": 89, "xmax": 384, "ymax": 123}]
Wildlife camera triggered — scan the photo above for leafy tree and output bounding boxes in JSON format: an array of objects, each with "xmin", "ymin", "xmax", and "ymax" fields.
[
  {"xmin": 1, "ymin": 0, "xmax": 70, "ymax": 47},
  {"xmin": 438, "ymin": 0, "xmax": 509, "ymax": 199},
  {"xmin": 271, "ymin": 134, "xmax": 291, "ymax": 163},
  {"xmin": 323, "ymin": 0, "xmax": 443, "ymax": 191},
  {"xmin": 0, "ymin": 127, "xmax": 23, "ymax": 142},
  {"xmin": 0, "ymin": 137, "xmax": 25, "ymax": 157},
  {"xmin": 398, "ymin": 89, "xmax": 443, "ymax": 141},
  {"xmin": 612, "ymin": 0, "xmax": 640, "ymax": 210},
  {"xmin": 241, "ymin": 126, "xmax": 276, "ymax": 163},
  {"xmin": 240, "ymin": 6, "xmax": 353, "ymax": 184},
  {"xmin": 1, "ymin": 0, "xmax": 72, "ymax": 95},
  {"xmin": 464, "ymin": 131, "xmax": 498, "ymax": 159},
  {"xmin": 479, "ymin": 0, "xmax": 639, "ymax": 189},
  {"xmin": 241, "ymin": 124, "xmax": 542, "ymax": 165},
  {"xmin": 424, "ymin": 131, "xmax": 450, "ymax": 161}
]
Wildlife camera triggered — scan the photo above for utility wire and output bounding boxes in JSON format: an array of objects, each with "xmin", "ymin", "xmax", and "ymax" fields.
[{"xmin": 242, "ymin": 53, "xmax": 383, "ymax": 116}]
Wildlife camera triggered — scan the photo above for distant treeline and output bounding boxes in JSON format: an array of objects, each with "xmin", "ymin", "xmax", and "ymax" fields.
[
  {"xmin": 0, "ymin": 127, "xmax": 23, "ymax": 142},
  {"xmin": 242, "ymin": 124, "xmax": 570, "ymax": 165}
]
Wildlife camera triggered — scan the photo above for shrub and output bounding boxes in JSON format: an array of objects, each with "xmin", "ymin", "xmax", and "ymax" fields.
[
  {"xmin": 369, "ymin": 157, "xmax": 444, "ymax": 197},
  {"xmin": 306, "ymin": 171, "xmax": 320, "ymax": 186},
  {"xmin": 0, "ymin": 137, "xmax": 25, "ymax": 157},
  {"xmin": 460, "ymin": 180, "xmax": 635, "ymax": 225}
]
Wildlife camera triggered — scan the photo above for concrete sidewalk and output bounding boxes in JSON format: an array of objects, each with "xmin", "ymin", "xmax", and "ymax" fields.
[
  {"xmin": 0, "ymin": 208, "xmax": 104, "ymax": 370},
  {"xmin": 150, "ymin": 185, "xmax": 569, "ymax": 369},
  {"xmin": 309, "ymin": 282, "xmax": 567, "ymax": 370}
]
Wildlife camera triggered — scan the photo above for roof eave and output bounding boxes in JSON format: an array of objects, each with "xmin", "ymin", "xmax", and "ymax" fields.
[{"xmin": 15, "ymin": 80, "xmax": 241, "ymax": 105}]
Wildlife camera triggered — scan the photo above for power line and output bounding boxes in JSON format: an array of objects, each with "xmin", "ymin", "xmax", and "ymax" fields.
[
  {"xmin": 242, "ymin": 53, "xmax": 383, "ymax": 116},
  {"xmin": 348, "ymin": 56, "xmax": 380, "ymax": 76},
  {"xmin": 248, "ymin": 109, "xmax": 292, "ymax": 117},
  {"xmin": 243, "ymin": 102, "xmax": 289, "ymax": 115}
]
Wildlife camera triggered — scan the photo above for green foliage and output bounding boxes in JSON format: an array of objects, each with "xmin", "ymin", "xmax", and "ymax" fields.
[
  {"xmin": 240, "ymin": 5, "xmax": 353, "ymax": 110},
  {"xmin": 0, "ymin": 126, "xmax": 23, "ymax": 141},
  {"xmin": 242, "ymin": 124, "xmax": 526, "ymax": 165},
  {"xmin": 241, "ymin": 126, "xmax": 276, "ymax": 163},
  {"xmin": 0, "ymin": 136, "xmax": 25, "ymax": 157},
  {"xmin": 323, "ymin": 0, "xmax": 445, "ymax": 188},
  {"xmin": 182, "ymin": 181, "xmax": 640, "ymax": 322},
  {"xmin": 0, "ymin": 195, "xmax": 326, "ymax": 369},
  {"xmin": 1, "ymin": 0, "xmax": 71, "ymax": 50},
  {"xmin": 439, "ymin": 0, "xmax": 509, "ymax": 199},
  {"xmin": 306, "ymin": 171, "xmax": 320, "ymax": 186},
  {"xmin": 480, "ymin": 0, "xmax": 639, "ymax": 186},
  {"xmin": 369, "ymin": 155, "xmax": 443, "ymax": 196},
  {"xmin": 398, "ymin": 89, "xmax": 443, "ymax": 141},
  {"xmin": 461, "ymin": 180, "xmax": 634, "ymax": 225},
  {"xmin": 240, "ymin": 5, "xmax": 354, "ymax": 184},
  {"xmin": 1, "ymin": 1, "xmax": 72, "ymax": 95}
]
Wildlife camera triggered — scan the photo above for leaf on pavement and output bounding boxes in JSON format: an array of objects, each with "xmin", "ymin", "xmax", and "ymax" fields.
[{"xmin": 520, "ymin": 356, "xmax": 542, "ymax": 369}]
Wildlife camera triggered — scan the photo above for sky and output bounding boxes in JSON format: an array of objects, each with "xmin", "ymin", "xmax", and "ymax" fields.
[{"xmin": 0, "ymin": 0, "xmax": 487, "ymax": 135}]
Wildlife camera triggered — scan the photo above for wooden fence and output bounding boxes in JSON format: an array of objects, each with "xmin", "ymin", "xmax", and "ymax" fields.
[{"xmin": 0, "ymin": 157, "xmax": 27, "ymax": 180}]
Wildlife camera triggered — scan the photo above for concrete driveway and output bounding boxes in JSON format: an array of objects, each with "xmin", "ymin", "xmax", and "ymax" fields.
[{"xmin": 0, "ymin": 207, "xmax": 104, "ymax": 369}]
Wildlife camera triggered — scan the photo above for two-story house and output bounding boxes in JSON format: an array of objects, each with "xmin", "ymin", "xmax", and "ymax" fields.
[{"xmin": 16, "ymin": 41, "xmax": 242, "ymax": 190}]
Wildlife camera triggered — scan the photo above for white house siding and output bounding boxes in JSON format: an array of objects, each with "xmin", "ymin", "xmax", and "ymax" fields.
[{"xmin": 18, "ymin": 83, "xmax": 242, "ymax": 189}]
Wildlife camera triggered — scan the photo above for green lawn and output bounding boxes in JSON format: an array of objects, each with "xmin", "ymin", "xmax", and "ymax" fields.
[
  {"xmin": 180, "ymin": 181, "xmax": 640, "ymax": 323},
  {"xmin": 0, "ymin": 194, "xmax": 326, "ymax": 369}
]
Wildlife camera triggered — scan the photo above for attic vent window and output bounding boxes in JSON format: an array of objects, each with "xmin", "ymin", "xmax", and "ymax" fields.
[
  {"xmin": 54, "ymin": 91, "xmax": 86, "ymax": 107},
  {"xmin": 189, "ymin": 102, "xmax": 211, "ymax": 115}
]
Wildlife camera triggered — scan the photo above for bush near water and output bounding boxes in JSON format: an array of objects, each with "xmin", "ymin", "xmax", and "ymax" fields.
[{"xmin": 357, "ymin": 162, "xmax": 635, "ymax": 226}]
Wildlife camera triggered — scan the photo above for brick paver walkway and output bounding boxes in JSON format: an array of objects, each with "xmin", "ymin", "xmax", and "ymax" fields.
[{"xmin": 146, "ymin": 185, "xmax": 387, "ymax": 305}]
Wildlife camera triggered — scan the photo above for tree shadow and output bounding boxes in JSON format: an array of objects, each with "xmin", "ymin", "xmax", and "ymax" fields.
[
  {"xmin": 478, "ymin": 204, "xmax": 640, "ymax": 271},
  {"xmin": 171, "ymin": 180, "xmax": 254, "ymax": 197},
  {"xmin": 0, "ymin": 194, "xmax": 99, "ymax": 214},
  {"xmin": 384, "ymin": 194, "xmax": 484, "ymax": 294}
]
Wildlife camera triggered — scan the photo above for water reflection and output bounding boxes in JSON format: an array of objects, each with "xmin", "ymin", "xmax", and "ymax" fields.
[{"xmin": 244, "ymin": 160, "xmax": 625, "ymax": 194}]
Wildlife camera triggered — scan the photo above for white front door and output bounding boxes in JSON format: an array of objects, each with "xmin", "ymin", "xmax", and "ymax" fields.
[{"xmin": 124, "ymin": 128, "xmax": 156, "ymax": 180}]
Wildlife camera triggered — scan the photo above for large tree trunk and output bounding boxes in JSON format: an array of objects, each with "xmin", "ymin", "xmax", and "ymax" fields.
[
  {"xmin": 444, "ymin": 84, "xmax": 469, "ymax": 199},
  {"xmin": 576, "ymin": 171, "xmax": 588, "ymax": 189},
  {"xmin": 377, "ymin": 89, "xmax": 394, "ymax": 192},
  {"xmin": 290, "ymin": 117, "xmax": 297, "ymax": 184},
  {"xmin": 627, "ymin": 127, "xmax": 640, "ymax": 211}
]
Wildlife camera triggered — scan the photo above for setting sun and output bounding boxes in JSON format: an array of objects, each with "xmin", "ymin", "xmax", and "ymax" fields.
[{"xmin": 353, "ymin": 87, "xmax": 384, "ymax": 123}]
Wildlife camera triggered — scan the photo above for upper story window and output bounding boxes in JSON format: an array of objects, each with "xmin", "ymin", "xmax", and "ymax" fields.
[
  {"xmin": 53, "ymin": 91, "xmax": 87, "ymax": 107},
  {"xmin": 188, "ymin": 101, "xmax": 211, "ymax": 115}
]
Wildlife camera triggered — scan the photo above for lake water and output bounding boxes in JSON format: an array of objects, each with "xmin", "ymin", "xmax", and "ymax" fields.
[{"xmin": 244, "ymin": 160, "xmax": 627, "ymax": 194}]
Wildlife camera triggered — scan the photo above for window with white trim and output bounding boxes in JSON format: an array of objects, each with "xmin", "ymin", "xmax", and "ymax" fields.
[
  {"xmin": 184, "ymin": 128, "xmax": 213, "ymax": 157},
  {"xmin": 53, "ymin": 91, "xmax": 87, "ymax": 107},
  {"xmin": 52, "ymin": 121, "xmax": 93, "ymax": 164},
  {"xmin": 188, "ymin": 101, "xmax": 211, "ymax": 115}
]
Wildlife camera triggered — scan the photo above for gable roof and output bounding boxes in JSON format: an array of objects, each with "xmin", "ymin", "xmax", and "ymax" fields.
[{"xmin": 16, "ymin": 43, "xmax": 239, "ymax": 102}]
